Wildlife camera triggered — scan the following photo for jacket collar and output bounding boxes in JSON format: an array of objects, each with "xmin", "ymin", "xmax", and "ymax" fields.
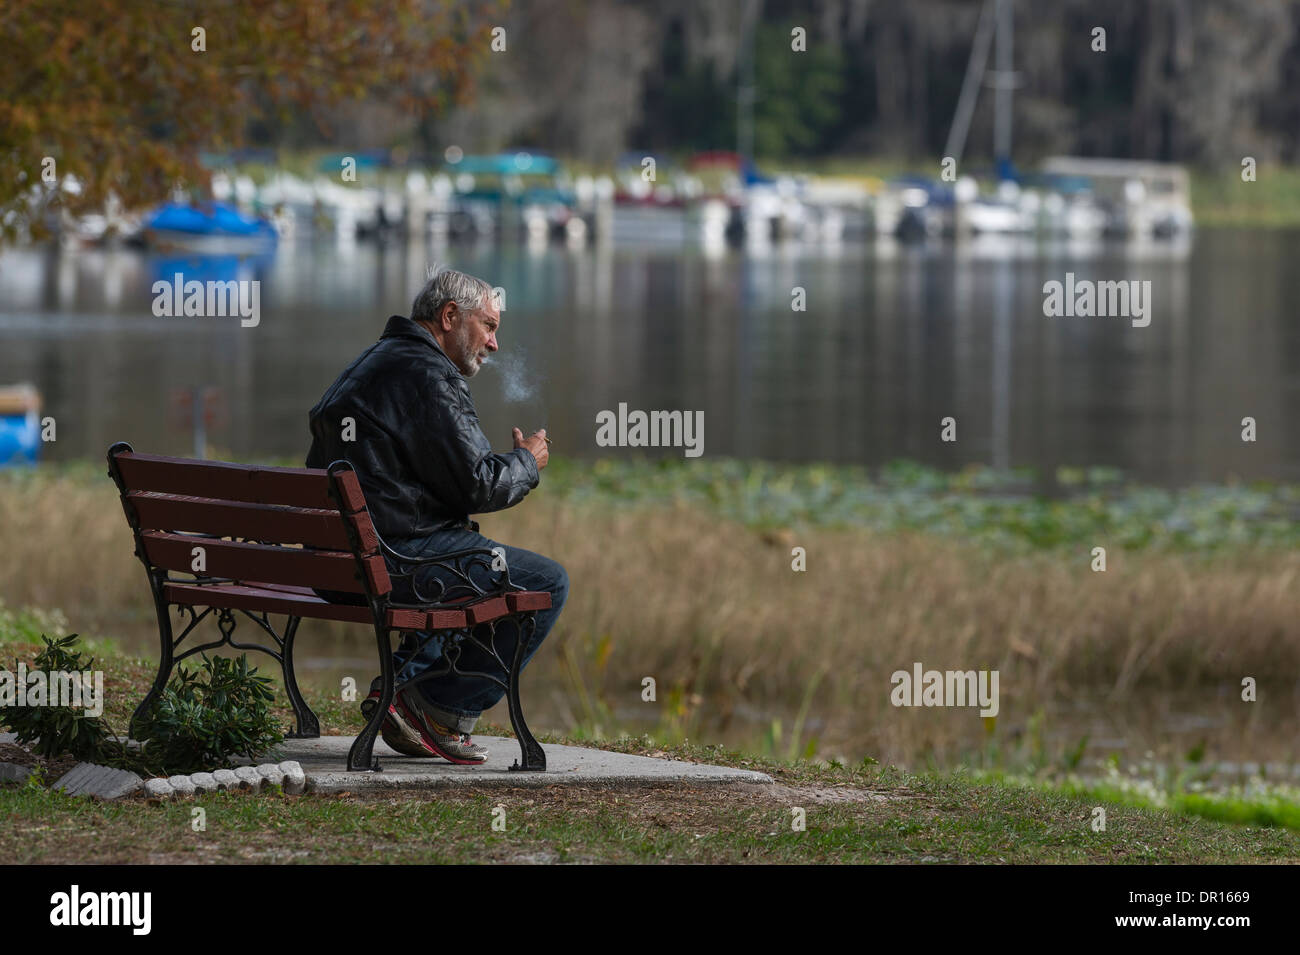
[{"xmin": 381, "ymin": 314, "xmax": 460, "ymax": 375}]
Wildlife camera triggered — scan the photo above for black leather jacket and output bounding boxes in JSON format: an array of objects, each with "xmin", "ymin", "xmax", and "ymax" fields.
[{"xmin": 305, "ymin": 315, "xmax": 539, "ymax": 545}]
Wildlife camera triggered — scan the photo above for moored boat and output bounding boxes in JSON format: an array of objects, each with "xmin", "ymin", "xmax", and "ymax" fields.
[{"xmin": 138, "ymin": 201, "xmax": 278, "ymax": 253}]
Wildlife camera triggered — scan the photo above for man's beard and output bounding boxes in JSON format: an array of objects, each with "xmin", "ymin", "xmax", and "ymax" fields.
[{"xmin": 454, "ymin": 324, "xmax": 486, "ymax": 377}]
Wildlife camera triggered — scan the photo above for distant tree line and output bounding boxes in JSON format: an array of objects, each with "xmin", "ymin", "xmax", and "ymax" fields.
[{"xmin": 401, "ymin": 0, "xmax": 1300, "ymax": 168}]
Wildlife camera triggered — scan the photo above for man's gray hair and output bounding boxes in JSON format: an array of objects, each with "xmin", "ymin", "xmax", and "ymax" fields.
[{"xmin": 411, "ymin": 268, "xmax": 490, "ymax": 325}]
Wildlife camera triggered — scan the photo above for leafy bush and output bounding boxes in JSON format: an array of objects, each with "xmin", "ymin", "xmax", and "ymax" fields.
[
  {"xmin": 2, "ymin": 633, "xmax": 283, "ymax": 776},
  {"xmin": 1, "ymin": 634, "xmax": 113, "ymax": 761},
  {"xmin": 135, "ymin": 653, "xmax": 283, "ymax": 773}
]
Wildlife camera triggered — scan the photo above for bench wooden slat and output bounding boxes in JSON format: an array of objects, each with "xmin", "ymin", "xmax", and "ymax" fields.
[
  {"xmin": 344, "ymin": 507, "xmax": 382, "ymax": 558},
  {"xmin": 465, "ymin": 594, "xmax": 510, "ymax": 625},
  {"xmin": 426, "ymin": 607, "xmax": 469, "ymax": 628},
  {"xmin": 114, "ymin": 450, "xmax": 366, "ymax": 511},
  {"xmin": 128, "ymin": 492, "xmax": 376, "ymax": 552},
  {"xmin": 141, "ymin": 531, "xmax": 391, "ymax": 594},
  {"xmin": 163, "ymin": 582, "xmax": 439, "ymax": 629},
  {"xmin": 506, "ymin": 591, "xmax": 552, "ymax": 612}
]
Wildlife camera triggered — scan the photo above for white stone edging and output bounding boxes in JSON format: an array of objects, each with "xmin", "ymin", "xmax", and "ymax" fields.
[{"xmin": 143, "ymin": 761, "xmax": 305, "ymax": 799}]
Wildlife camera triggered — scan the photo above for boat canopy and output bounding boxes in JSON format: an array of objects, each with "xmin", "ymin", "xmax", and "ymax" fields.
[
  {"xmin": 450, "ymin": 153, "xmax": 562, "ymax": 176},
  {"xmin": 1040, "ymin": 157, "xmax": 1190, "ymax": 192}
]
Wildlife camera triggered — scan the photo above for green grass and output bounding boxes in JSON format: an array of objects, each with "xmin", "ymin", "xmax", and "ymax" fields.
[
  {"xmin": 4, "ymin": 459, "xmax": 1298, "ymax": 790},
  {"xmin": 26, "ymin": 454, "xmax": 1295, "ymax": 556},
  {"xmin": 4, "ymin": 744, "xmax": 1298, "ymax": 864},
  {"xmin": 979, "ymin": 768, "xmax": 1300, "ymax": 834},
  {"xmin": 4, "ymin": 608, "xmax": 1300, "ymax": 863},
  {"xmin": 535, "ymin": 457, "xmax": 1300, "ymax": 554},
  {"xmin": 1190, "ymin": 164, "xmax": 1300, "ymax": 228}
]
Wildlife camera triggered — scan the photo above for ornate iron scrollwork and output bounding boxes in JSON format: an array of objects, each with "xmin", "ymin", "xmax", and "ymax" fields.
[{"xmin": 381, "ymin": 542, "xmax": 519, "ymax": 606}]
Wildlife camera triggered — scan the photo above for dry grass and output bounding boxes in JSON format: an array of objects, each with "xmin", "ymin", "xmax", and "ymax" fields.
[{"xmin": 2, "ymin": 471, "xmax": 1297, "ymax": 767}]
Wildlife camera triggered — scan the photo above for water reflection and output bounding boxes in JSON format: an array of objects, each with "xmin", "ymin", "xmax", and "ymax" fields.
[{"xmin": 0, "ymin": 231, "xmax": 1296, "ymax": 484}]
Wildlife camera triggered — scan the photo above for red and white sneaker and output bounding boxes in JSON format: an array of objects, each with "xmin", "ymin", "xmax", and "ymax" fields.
[
  {"xmin": 359, "ymin": 679, "xmax": 437, "ymax": 758},
  {"xmin": 391, "ymin": 689, "xmax": 489, "ymax": 764}
]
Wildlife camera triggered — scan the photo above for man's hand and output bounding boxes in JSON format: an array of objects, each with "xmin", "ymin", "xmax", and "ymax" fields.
[{"xmin": 513, "ymin": 427, "xmax": 549, "ymax": 470}]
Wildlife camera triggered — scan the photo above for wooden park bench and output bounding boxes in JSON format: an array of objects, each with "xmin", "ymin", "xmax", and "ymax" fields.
[{"xmin": 106, "ymin": 441, "xmax": 550, "ymax": 773}]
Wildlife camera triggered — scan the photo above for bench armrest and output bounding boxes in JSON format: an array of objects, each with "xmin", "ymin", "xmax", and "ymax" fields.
[{"xmin": 380, "ymin": 543, "xmax": 520, "ymax": 606}]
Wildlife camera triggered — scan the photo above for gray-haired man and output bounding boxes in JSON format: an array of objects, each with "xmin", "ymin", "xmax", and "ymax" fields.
[{"xmin": 306, "ymin": 268, "xmax": 567, "ymax": 763}]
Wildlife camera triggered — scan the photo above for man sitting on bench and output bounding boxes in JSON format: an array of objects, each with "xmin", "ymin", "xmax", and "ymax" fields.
[{"xmin": 305, "ymin": 268, "xmax": 568, "ymax": 763}]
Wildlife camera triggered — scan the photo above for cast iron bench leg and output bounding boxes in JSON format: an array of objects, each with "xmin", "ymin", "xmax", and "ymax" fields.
[
  {"xmin": 280, "ymin": 615, "xmax": 321, "ymax": 738},
  {"xmin": 129, "ymin": 581, "xmax": 176, "ymax": 740},
  {"xmin": 508, "ymin": 612, "xmax": 546, "ymax": 772},
  {"xmin": 348, "ymin": 624, "xmax": 393, "ymax": 771}
]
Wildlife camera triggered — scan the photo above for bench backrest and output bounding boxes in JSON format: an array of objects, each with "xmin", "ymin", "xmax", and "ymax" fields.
[{"xmin": 107, "ymin": 442, "xmax": 391, "ymax": 596}]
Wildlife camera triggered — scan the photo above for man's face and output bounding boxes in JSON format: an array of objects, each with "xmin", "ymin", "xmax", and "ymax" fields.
[{"xmin": 449, "ymin": 299, "xmax": 500, "ymax": 377}]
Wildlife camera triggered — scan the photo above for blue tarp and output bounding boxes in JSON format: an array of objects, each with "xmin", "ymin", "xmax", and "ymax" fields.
[
  {"xmin": 0, "ymin": 414, "xmax": 39, "ymax": 467},
  {"xmin": 144, "ymin": 201, "xmax": 277, "ymax": 240}
]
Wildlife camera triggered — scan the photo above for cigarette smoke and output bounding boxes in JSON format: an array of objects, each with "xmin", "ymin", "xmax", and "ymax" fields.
[{"xmin": 491, "ymin": 351, "xmax": 542, "ymax": 404}]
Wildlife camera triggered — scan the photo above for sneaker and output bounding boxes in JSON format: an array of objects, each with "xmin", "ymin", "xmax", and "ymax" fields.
[
  {"xmin": 360, "ymin": 678, "xmax": 437, "ymax": 758},
  {"xmin": 392, "ymin": 690, "xmax": 490, "ymax": 764}
]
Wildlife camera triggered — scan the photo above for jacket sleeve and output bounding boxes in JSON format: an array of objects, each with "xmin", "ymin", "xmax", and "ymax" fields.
[{"xmin": 407, "ymin": 373, "xmax": 540, "ymax": 515}]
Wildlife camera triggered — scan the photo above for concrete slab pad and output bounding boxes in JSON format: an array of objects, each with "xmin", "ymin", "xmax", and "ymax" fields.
[{"xmin": 242, "ymin": 735, "xmax": 774, "ymax": 794}]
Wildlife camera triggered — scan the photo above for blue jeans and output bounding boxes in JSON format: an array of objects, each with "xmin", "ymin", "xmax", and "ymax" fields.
[{"xmin": 386, "ymin": 527, "xmax": 568, "ymax": 734}]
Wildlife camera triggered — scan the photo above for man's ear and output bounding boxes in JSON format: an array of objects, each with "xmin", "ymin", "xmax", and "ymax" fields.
[{"xmin": 438, "ymin": 301, "xmax": 458, "ymax": 332}]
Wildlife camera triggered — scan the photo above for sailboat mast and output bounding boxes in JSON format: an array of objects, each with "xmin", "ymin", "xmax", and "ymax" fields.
[
  {"xmin": 943, "ymin": 0, "xmax": 996, "ymax": 167},
  {"xmin": 737, "ymin": 0, "xmax": 761, "ymax": 169},
  {"xmin": 993, "ymin": 0, "xmax": 1015, "ymax": 177}
]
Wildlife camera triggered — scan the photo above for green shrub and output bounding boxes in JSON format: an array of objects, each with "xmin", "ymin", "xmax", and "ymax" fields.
[
  {"xmin": 2, "ymin": 634, "xmax": 284, "ymax": 777},
  {"xmin": 0, "ymin": 634, "xmax": 113, "ymax": 761},
  {"xmin": 135, "ymin": 653, "xmax": 283, "ymax": 773}
]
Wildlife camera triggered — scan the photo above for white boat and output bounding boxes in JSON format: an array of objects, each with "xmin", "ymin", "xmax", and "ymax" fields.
[{"xmin": 1040, "ymin": 157, "xmax": 1193, "ymax": 239}]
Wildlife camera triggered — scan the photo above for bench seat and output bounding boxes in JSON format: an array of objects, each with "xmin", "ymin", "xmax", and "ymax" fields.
[{"xmin": 163, "ymin": 581, "xmax": 551, "ymax": 630}]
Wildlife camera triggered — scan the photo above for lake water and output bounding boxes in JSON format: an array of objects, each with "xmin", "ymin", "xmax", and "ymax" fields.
[{"xmin": 2, "ymin": 229, "xmax": 1297, "ymax": 483}]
